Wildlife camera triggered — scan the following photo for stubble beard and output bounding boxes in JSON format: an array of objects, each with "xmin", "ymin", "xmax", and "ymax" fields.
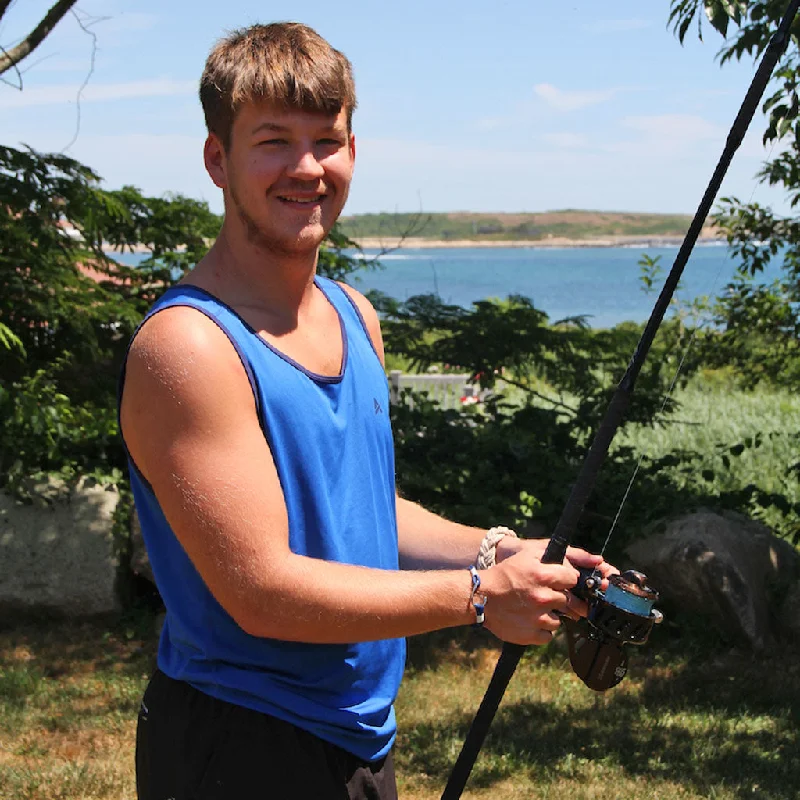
[{"xmin": 229, "ymin": 184, "xmax": 329, "ymax": 259}]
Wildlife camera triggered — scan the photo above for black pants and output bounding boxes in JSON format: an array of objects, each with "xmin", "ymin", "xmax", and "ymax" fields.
[{"xmin": 136, "ymin": 670, "xmax": 398, "ymax": 800}]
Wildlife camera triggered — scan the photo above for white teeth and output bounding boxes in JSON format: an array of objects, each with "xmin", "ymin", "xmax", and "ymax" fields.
[{"xmin": 281, "ymin": 195, "xmax": 322, "ymax": 203}]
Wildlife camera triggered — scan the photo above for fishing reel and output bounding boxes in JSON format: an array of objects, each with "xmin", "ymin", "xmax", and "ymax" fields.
[{"xmin": 564, "ymin": 568, "xmax": 663, "ymax": 691}]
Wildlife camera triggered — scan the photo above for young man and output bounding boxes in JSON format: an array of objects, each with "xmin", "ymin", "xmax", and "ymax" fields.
[{"xmin": 119, "ymin": 22, "xmax": 613, "ymax": 800}]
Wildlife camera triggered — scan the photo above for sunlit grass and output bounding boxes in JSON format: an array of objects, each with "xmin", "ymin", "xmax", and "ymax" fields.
[
  {"xmin": 2, "ymin": 608, "xmax": 799, "ymax": 799},
  {"xmin": 615, "ymin": 376, "xmax": 800, "ymax": 534},
  {"xmin": 395, "ymin": 629, "xmax": 800, "ymax": 799},
  {"xmin": 0, "ymin": 617, "xmax": 152, "ymax": 800}
]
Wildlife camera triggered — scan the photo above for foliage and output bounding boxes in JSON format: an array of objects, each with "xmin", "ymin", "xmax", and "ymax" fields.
[
  {"xmin": 0, "ymin": 144, "xmax": 219, "ymax": 490},
  {"xmin": 0, "ymin": 143, "xmax": 368, "ymax": 493},
  {"xmin": 376, "ymin": 292, "xmax": 697, "ymax": 432},
  {"xmin": 338, "ymin": 210, "xmax": 706, "ymax": 243},
  {"xmin": 616, "ymin": 376, "xmax": 800, "ymax": 542},
  {"xmin": 0, "ymin": 359, "xmax": 123, "ymax": 496},
  {"xmin": 378, "ymin": 291, "xmax": 710, "ymax": 553},
  {"xmin": 0, "ymin": 321, "xmax": 24, "ymax": 355},
  {"xmin": 318, "ymin": 221, "xmax": 366, "ymax": 281},
  {"xmin": 668, "ymin": 0, "xmax": 800, "ymax": 390},
  {"xmin": 103, "ymin": 184, "xmax": 221, "ymax": 279},
  {"xmin": 1, "ymin": 144, "xmax": 138, "ymax": 395}
]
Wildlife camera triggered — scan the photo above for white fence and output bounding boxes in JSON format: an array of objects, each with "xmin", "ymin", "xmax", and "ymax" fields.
[{"xmin": 388, "ymin": 370, "xmax": 481, "ymax": 410}]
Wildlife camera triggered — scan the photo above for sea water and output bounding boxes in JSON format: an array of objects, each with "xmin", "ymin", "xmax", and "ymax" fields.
[
  {"xmin": 115, "ymin": 244, "xmax": 784, "ymax": 330},
  {"xmin": 347, "ymin": 244, "xmax": 783, "ymax": 329}
]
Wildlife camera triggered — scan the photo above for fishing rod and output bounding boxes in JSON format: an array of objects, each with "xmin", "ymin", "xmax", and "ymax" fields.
[{"xmin": 441, "ymin": 2, "xmax": 800, "ymax": 797}]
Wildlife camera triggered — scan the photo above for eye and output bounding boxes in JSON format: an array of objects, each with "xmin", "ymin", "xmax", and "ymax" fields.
[
  {"xmin": 317, "ymin": 138, "xmax": 344, "ymax": 147},
  {"xmin": 259, "ymin": 138, "xmax": 288, "ymax": 146}
]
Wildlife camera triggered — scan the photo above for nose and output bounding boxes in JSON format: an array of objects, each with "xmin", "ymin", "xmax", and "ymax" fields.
[{"xmin": 287, "ymin": 147, "xmax": 325, "ymax": 181}]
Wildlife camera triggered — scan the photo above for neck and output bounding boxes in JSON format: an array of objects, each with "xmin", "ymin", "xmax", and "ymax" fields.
[{"xmin": 189, "ymin": 219, "xmax": 321, "ymax": 316}]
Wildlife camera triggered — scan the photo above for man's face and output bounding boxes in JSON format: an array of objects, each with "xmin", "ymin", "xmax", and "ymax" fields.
[{"xmin": 205, "ymin": 102, "xmax": 355, "ymax": 256}]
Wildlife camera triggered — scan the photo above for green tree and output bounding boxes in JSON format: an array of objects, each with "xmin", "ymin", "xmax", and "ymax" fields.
[
  {"xmin": 375, "ymin": 291, "xmax": 698, "ymax": 550},
  {"xmin": 669, "ymin": 0, "xmax": 800, "ymax": 387},
  {"xmin": 0, "ymin": 143, "xmax": 364, "ymax": 492},
  {"xmin": 0, "ymin": 144, "xmax": 219, "ymax": 489}
]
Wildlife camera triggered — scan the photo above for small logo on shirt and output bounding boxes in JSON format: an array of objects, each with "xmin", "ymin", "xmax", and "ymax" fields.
[{"xmin": 374, "ymin": 398, "xmax": 383, "ymax": 415}]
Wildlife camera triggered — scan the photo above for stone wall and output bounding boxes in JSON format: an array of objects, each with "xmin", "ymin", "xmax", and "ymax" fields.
[{"xmin": 0, "ymin": 479, "xmax": 123, "ymax": 617}]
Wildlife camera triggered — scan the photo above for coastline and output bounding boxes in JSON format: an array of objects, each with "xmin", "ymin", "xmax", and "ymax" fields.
[
  {"xmin": 105, "ymin": 233, "xmax": 725, "ymax": 255},
  {"xmin": 352, "ymin": 233, "xmax": 724, "ymax": 250}
]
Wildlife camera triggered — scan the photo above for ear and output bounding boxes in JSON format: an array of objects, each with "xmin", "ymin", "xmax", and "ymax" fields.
[
  {"xmin": 349, "ymin": 132, "xmax": 356, "ymax": 164},
  {"xmin": 204, "ymin": 133, "xmax": 228, "ymax": 190}
]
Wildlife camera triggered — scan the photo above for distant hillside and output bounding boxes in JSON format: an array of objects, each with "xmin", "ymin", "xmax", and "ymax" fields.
[{"xmin": 338, "ymin": 210, "xmax": 718, "ymax": 245}]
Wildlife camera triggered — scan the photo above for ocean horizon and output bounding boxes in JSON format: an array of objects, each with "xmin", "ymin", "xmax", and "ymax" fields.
[
  {"xmin": 115, "ymin": 243, "xmax": 784, "ymax": 330},
  {"xmin": 346, "ymin": 243, "xmax": 782, "ymax": 329}
]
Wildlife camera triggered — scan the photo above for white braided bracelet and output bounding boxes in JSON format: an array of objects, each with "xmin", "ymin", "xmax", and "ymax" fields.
[{"xmin": 476, "ymin": 526, "xmax": 518, "ymax": 570}]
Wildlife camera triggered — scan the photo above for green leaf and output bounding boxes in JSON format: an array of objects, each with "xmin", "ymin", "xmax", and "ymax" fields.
[{"xmin": 704, "ymin": 0, "xmax": 730, "ymax": 37}]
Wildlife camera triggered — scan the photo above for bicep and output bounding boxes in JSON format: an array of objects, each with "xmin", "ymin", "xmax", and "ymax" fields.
[{"xmin": 120, "ymin": 308, "xmax": 290, "ymax": 623}]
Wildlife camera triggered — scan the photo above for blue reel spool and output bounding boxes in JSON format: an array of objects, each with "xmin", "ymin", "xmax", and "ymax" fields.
[{"xmin": 603, "ymin": 571, "xmax": 659, "ymax": 617}]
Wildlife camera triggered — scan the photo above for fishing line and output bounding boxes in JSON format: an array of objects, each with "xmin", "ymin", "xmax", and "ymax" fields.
[{"xmin": 599, "ymin": 135, "xmax": 780, "ymax": 558}]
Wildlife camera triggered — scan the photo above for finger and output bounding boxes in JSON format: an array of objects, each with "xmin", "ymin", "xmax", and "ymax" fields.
[
  {"xmin": 536, "ymin": 585, "xmax": 575, "ymax": 614},
  {"xmin": 539, "ymin": 612, "xmax": 563, "ymax": 632},
  {"xmin": 549, "ymin": 590, "xmax": 586, "ymax": 621},
  {"xmin": 561, "ymin": 590, "xmax": 586, "ymax": 621},
  {"xmin": 565, "ymin": 547, "xmax": 604, "ymax": 569},
  {"xmin": 511, "ymin": 629, "xmax": 555, "ymax": 647},
  {"xmin": 589, "ymin": 561, "xmax": 619, "ymax": 590},
  {"xmin": 595, "ymin": 560, "xmax": 619, "ymax": 579},
  {"xmin": 535, "ymin": 563, "xmax": 582, "ymax": 592}
]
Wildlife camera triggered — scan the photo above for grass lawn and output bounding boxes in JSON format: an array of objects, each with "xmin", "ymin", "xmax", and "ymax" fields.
[
  {"xmin": 615, "ymin": 378, "xmax": 800, "ymax": 538},
  {"xmin": 1, "ymin": 615, "xmax": 798, "ymax": 799}
]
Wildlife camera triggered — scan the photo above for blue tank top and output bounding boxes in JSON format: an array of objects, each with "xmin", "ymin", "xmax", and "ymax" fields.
[{"xmin": 119, "ymin": 277, "xmax": 405, "ymax": 761}]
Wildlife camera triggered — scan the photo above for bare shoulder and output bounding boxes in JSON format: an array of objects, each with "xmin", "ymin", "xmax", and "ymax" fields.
[
  {"xmin": 120, "ymin": 305, "xmax": 257, "ymax": 476},
  {"xmin": 124, "ymin": 305, "xmax": 248, "ymax": 387},
  {"xmin": 122, "ymin": 305, "xmax": 253, "ymax": 411},
  {"xmin": 336, "ymin": 281, "xmax": 385, "ymax": 363}
]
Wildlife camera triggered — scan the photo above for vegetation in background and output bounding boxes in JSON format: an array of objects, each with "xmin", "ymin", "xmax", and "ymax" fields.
[
  {"xmin": 0, "ymin": 144, "xmax": 361, "ymax": 496},
  {"xmin": 0, "ymin": 145, "xmax": 217, "ymax": 495},
  {"xmin": 338, "ymin": 210, "xmax": 718, "ymax": 243},
  {"xmin": 668, "ymin": 0, "xmax": 800, "ymax": 391}
]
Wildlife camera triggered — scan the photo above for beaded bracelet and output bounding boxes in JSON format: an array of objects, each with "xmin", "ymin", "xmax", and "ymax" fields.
[{"xmin": 468, "ymin": 566, "xmax": 487, "ymax": 625}]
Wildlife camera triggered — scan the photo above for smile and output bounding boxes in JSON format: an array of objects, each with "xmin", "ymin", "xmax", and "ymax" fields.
[{"xmin": 278, "ymin": 195, "xmax": 324, "ymax": 204}]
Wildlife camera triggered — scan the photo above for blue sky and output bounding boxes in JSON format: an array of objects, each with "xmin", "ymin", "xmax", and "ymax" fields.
[{"xmin": 1, "ymin": 0, "xmax": 791, "ymax": 217}]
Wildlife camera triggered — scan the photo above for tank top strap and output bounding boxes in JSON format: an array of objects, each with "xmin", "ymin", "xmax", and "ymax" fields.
[{"xmin": 315, "ymin": 276, "xmax": 380, "ymax": 361}]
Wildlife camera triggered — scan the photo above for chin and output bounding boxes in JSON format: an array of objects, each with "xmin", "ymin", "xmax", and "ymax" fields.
[{"xmin": 270, "ymin": 227, "xmax": 329, "ymax": 257}]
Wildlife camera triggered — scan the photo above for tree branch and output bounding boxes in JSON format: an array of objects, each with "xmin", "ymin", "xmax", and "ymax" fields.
[
  {"xmin": 0, "ymin": 0, "xmax": 79, "ymax": 77},
  {"xmin": 0, "ymin": 1, "xmax": 17, "ymax": 23}
]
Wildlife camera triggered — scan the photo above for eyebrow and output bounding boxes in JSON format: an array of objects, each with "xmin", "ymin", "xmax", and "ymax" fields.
[
  {"xmin": 251, "ymin": 122, "xmax": 290, "ymax": 135},
  {"xmin": 250, "ymin": 120, "xmax": 346, "ymax": 136}
]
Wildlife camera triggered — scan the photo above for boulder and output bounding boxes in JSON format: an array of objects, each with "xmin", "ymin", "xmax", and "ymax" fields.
[
  {"xmin": 625, "ymin": 510, "xmax": 800, "ymax": 651},
  {"xmin": 0, "ymin": 478, "xmax": 122, "ymax": 617},
  {"xmin": 776, "ymin": 580, "xmax": 800, "ymax": 641}
]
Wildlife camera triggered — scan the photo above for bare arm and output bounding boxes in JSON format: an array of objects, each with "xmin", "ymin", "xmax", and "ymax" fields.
[
  {"xmin": 120, "ymin": 307, "xmax": 493, "ymax": 644},
  {"xmin": 335, "ymin": 284, "xmax": 620, "ymax": 639},
  {"xmin": 396, "ymin": 497, "xmax": 485, "ymax": 569},
  {"xmin": 122, "ymin": 287, "xmax": 605, "ymax": 646}
]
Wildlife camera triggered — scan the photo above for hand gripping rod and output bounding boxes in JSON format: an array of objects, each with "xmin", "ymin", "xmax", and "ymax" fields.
[{"xmin": 441, "ymin": 3, "xmax": 800, "ymax": 796}]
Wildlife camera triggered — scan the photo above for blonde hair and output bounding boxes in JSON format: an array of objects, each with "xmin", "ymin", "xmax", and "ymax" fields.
[{"xmin": 200, "ymin": 22, "xmax": 357, "ymax": 150}]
